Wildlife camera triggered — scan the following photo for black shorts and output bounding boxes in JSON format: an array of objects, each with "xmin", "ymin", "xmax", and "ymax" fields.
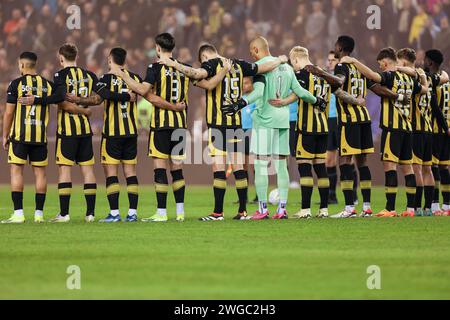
[
  {"xmin": 289, "ymin": 122, "xmax": 297, "ymax": 157},
  {"xmin": 101, "ymin": 136, "xmax": 138, "ymax": 165},
  {"xmin": 295, "ymin": 132, "xmax": 327, "ymax": 160},
  {"xmin": 412, "ymin": 132, "xmax": 433, "ymax": 166},
  {"xmin": 327, "ymin": 117, "xmax": 339, "ymax": 151},
  {"xmin": 208, "ymin": 127, "xmax": 248, "ymax": 156},
  {"xmin": 339, "ymin": 122, "xmax": 374, "ymax": 156},
  {"xmin": 381, "ymin": 130, "xmax": 413, "ymax": 164},
  {"xmin": 8, "ymin": 141, "xmax": 48, "ymax": 166},
  {"xmin": 148, "ymin": 129, "xmax": 186, "ymax": 160},
  {"xmin": 432, "ymin": 133, "xmax": 450, "ymax": 165},
  {"xmin": 56, "ymin": 136, "xmax": 94, "ymax": 166}
]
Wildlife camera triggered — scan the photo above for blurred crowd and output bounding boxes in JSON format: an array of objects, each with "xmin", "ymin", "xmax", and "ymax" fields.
[{"xmin": 1, "ymin": 0, "xmax": 450, "ymax": 136}]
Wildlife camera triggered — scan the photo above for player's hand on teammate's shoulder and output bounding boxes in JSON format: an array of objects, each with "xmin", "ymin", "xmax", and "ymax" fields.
[
  {"xmin": 304, "ymin": 64, "xmax": 323, "ymax": 76},
  {"xmin": 220, "ymin": 57, "xmax": 232, "ymax": 72},
  {"xmin": 416, "ymin": 68, "xmax": 426, "ymax": 78},
  {"xmin": 18, "ymin": 94, "xmax": 35, "ymax": 106},
  {"xmin": 157, "ymin": 55, "xmax": 176, "ymax": 68},
  {"xmin": 278, "ymin": 55, "xmax": 288, "ymax": 64},
  {"xmin": 110, "ymin": 64, "xmax": 124, "ymax": 77}
]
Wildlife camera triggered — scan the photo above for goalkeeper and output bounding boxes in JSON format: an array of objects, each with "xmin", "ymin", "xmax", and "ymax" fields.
[{"xmin": 223, "ymin": 37, "xmax": 325, "ymax": 220}]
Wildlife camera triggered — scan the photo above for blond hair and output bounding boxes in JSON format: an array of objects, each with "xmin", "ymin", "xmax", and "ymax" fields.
[{"xmin": 289, "ymin": 46, "xmax": 309, "ymax": 59}]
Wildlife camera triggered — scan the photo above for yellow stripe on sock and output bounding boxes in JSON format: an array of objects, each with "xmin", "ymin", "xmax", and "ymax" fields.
[
  {"xmin": 213, "ymin": 179, "xmax": 227, "ymax": 189},
  {"xmin": 107, "ymin": 184, "xmax": 120, "ymax": 195},
  {"xmin": 300, "ymin": 177, "xmax": 314, "ymax": 187},
  {"xmin": 341, "ymin": 180, "xmax": 354, "ymax": 190},
  {"xmin": 84, "ymin": 189, "xmax": 96, "ymax": 196},
  {"xmin": 441, "ymin": 184, "xmax": 450, "ymax": 192},
  {"xmin": 406, "ymin": 187, "xmax": 416, "ymax": 194},
  {"xmin": 235, "ymin": 178, "xmax": 248, "ymax": 190},
  {"xmin": 155, "ymin": 184, "xmax": 169, "ymax": 193},
  {"xmin": 58, "ymin": 188, "xmax": 72, "ymax": 196},
  {"xmin": 385, "ymin": 187, "xmax": 398, "ymax": 194},
  {"xmin": 127, "ymin": 185, "xmax": 139, "ymax": 195},
  {"xmin": 318, "ymin": 178, "xmax": 330, "ymax": 188},
  {"xmin": 360, "ymin": 180, "xmax": 372, "ymax": 189},
  {"xmin": 172, "ymin": 180, "xmax": 185, "ymax": 192}
]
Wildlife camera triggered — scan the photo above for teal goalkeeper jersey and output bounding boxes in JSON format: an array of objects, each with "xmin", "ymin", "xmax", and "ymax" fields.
[{"xmin": 246, "ymin": 56, "xmax": 316, "ymax": 129}]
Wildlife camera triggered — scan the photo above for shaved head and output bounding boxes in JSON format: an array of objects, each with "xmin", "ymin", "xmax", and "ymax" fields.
[{"xmin": 249, "ymin": 36, "xmax": 270, "ymax": 61}]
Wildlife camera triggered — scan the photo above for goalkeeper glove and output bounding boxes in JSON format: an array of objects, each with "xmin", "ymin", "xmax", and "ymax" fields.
[
  {"xmin": 222, "ymin": 98, "xmax": 248, "ymax": 116},
  {"xmin": 313, "ymin": 97, "xmax": 327, "ymax": 112}
]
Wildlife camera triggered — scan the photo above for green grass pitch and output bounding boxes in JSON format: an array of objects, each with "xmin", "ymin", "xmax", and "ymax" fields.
[{"xmin": 0, "ymin": 185, "xmax": 449, "ymax": 300}]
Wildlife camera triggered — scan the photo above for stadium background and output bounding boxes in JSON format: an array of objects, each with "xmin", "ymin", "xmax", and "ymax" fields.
[{"xmin": 0, "ymin": 0, "xmax": 449, "ymax": 184}]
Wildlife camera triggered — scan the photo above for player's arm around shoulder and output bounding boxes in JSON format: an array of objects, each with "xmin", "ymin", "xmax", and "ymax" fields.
[
  {"xmin": 340, "ymin": 56, "xmax": 382, "ymax": 83},
  {"xmin": 158, "ymin": 55, "xmax": 209, "ymax": 80}
]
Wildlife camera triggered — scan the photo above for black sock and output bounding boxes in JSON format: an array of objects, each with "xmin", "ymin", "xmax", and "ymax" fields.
[
  {"xmin": 352, "ymin": 164, "xmax": 358, "ymax": 201},
  {"xmin": 171, "ymin": 170, "xmax": 185, "ymax": 204},
  {"xmin": 405, "ymin": 174, "xmax": 417, "ymax": 209},
  {"xmin": 432, "ymin": 166, "xmax": 440, "ymax": 203},
  {"xmin": 327, "ymin": 166, "xmax": 337, "ymax": 197},
  {"xmin": 234, "ymin": 170, "xmax": 248, "ymax": 213},
  {"xmin": 84, "ymin": 184, "xmax": 97, "ymax": 216},
  {"xmin": 35, "ymin": 193, "xmax": 46, "ymax": 211},
  {"xmin": 126, "ymin": 176, "xmax": 139, "ymax": 211},
  {"xmin": 106, "ymin": 176, "xmax": 119, "ymax": 211},
  {"xmin": 415, "ymin": 186, "xmax": 423, "ymax": 209},
  {"xmin": 440, "ymin": 168, "xmax": 450, "ymax": 205},
  {"xmin": 385, "ymin": 171, "xmax": 398, "ymax": 212},
  {"xmin": 12, "ymin": 192, "xmax": 23, "ymax": 211},
  {"xmin": 358, "ymin": 166, "xmax": 372, "ymax": 204},
  {"xmin": 58, "ymin": 183, "xmax": 72, "ymax": 216},
  {"xmin": 299, "ymin": 163, "xmax": 313, "ymax": 209},
  {"xmin": 340, "ymin": 164, "xmax": 355, "ymax": 206},
  {"xmin": 213, "ymin": 171, "xmax": 226, "ymax": 214},
  {"xmin": 424, "ymin": 185, "xmax": 434, "ymax": 210},
  {"xmin": 155, "ymin": 169, "xmax": 168, "ymax": 210},
  {"xmin": 314, "ymin": 163, "xmax": 329, "ymax": 209}
]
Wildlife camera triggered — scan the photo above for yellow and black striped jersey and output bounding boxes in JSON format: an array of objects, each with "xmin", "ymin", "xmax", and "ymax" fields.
[
  {"xmin": 6, "ymin": 74, "xmax": 53, "ymax": 145},
  {"xmin": 200, "ymin": 58, "xmax": 259, "ymax": 128},
  {"xmin": 379, "ymin": 71, "xmax": 422, "ymax": 132},
  {"xmin": 96, "ymin": 71, "xmax": 142, "ymax": 138},
  {"xmin": 334, "ymin": 63, "xmax": 370, "ymax": 124},
  {"xmin": 295, "ymin": 69, "xmax": 331, "ymax": 135},
  {"xmin": 412, "ymin": 73, "xmax": 440, "ymax": 133},
  {"xmin": 434, "ymin": 78, "xmax": 450, "ymax": 134},
  {"xmin": 144, "ymin": 60, "xmax": 189, "ymax": 130},
  {"xmin": 54, "ymin": 67, "xmax": 97, "ymax": 137}
]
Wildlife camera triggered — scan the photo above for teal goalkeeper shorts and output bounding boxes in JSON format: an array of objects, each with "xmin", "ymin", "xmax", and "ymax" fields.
[{"xmin": 250, "ymin": 127, "xmax": 290, "ymax": 156}]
